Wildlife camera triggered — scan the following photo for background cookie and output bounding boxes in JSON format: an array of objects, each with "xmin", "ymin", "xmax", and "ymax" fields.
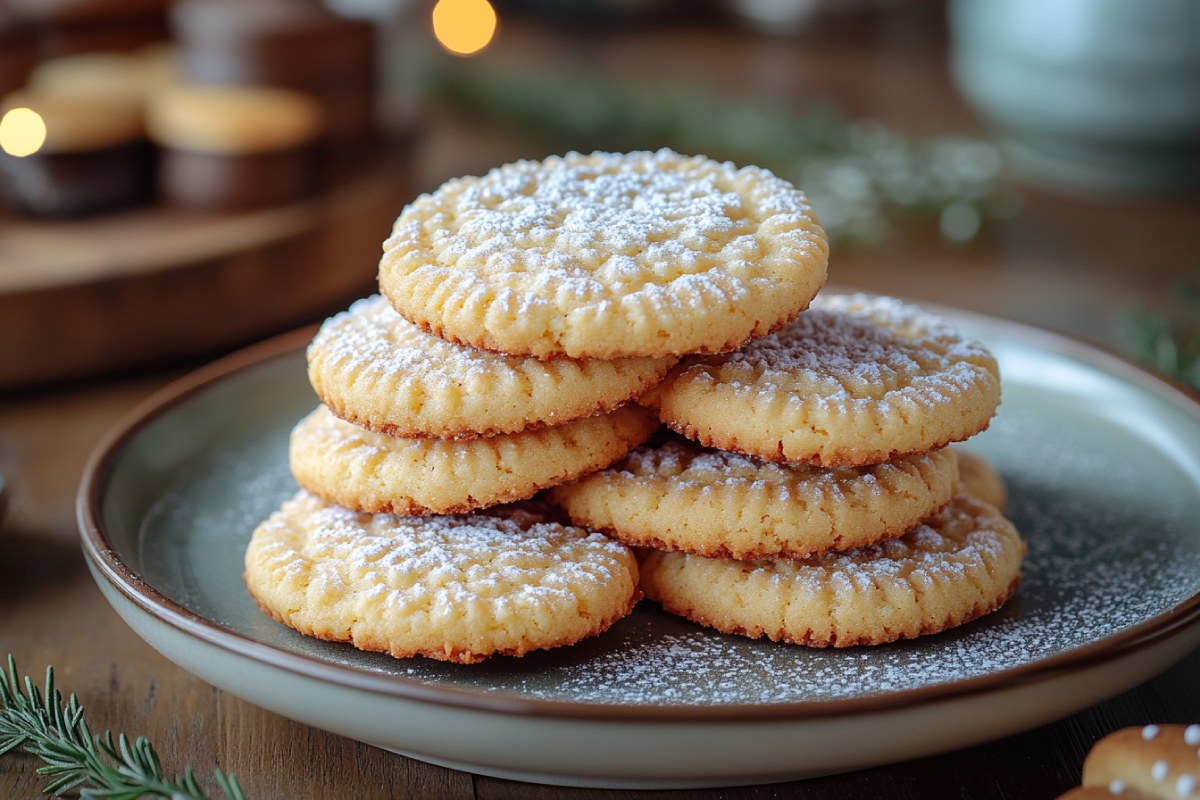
[
  {"xmin": 954, "ymin": 447, "xmax": 1008, "ymax": 512},
  {"xmin": 647, "ymin": 293, "xmax": 1001, "ymax": 467},
  {"xmin": 639, "ymin": 493, "xmax": 1023, "ymax": 647},
  {"xmin": 245, "ymin": 491, "xmax": 640, "ymax": 664},
  {"xmin": 1055, "ymin": 790, "xmax": 1128, "ymax": 799},
  {"xmin": 378, "ymin": 149, "xmax": 828, "ymax": 359},
  {"xmin": 308, "ymin": 295, "xmax": 677, "ymax": 439},
  {"xmin": 1080, "ymin": 725, "xmax": 1200, "ymax": 800},
  {"xmin": 549, "ymin": 438, "xmax": 958, "ymax": 559},
  {"xmin": 290, "ymin": 404, "xmax": 659, "ymax": 515}
]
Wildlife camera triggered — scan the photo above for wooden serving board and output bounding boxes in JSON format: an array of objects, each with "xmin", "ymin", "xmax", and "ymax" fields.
[{"xmin": 0, "ymin": 155, "xmax": 411, "ymax": 389}]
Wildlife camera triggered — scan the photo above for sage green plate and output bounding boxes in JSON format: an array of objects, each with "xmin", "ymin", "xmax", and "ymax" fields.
[{"xmin": 79, "ymin": 307, "xmax": 1200, "ymax": 788}]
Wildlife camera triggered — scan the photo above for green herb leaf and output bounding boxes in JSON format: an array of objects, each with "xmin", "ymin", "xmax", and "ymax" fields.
[
  {"xmin": 422, "ymin": 64, "xmax": 1017, "ymax": 246},
  {"xmin": 1115, "ymin": 285, "xmax": 1200, "ymax": 391},
  {"xmin": 0, "ymin": 655, "xmax": 247, "ymax": 800}
]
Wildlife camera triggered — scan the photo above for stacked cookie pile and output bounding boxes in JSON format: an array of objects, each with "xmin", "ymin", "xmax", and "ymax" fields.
[
  {"xmin": 244, "ymin": 150, "xmax": 827, "ymax": 663},
  {"xmin": 244, "ymin": 148, "xmax": 1022, "ymax": 662},
  {"xmin": 550, "ymin": 292, "xmax": 1023, "ymax": 647}
]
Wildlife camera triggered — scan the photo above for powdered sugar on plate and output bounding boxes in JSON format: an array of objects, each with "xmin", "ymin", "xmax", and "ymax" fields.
[{"xmin": 131, "ymin": 334, "xmax": 1200, "ymax": 707}]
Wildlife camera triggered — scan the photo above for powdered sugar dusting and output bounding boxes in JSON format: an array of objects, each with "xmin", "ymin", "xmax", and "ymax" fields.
[
  {"xmin": 382, "ymin": 150, "xmax": 825, "ymax": 324},
  {"xmin": 379, "ymin": 150, "xmax": 828, "ymax": 358},
  {"xmin": 391, "ymin": 150, "xmax": 815, "ymax": 285},
  {"xmin": 714, "ymin": 293, "xmax": 997, "ymax": 403},
  {"xmin": 310, "ymin": 295, "xmax": 664, "ymax": 384},
  {"xmin": 261, "ymin": 491, "xmax": 632, "ymax": 606},
  {"xmin": 310, "ymin": 295, "xmax": 519, "ymax": 381},
  {"xmin": 614, "ymin": 438, "xmax": 934, "ymax": 497},
  {"xmin": 134, "ymin": 348, "xmax": 1200, "ymax": 708},
  {"xmin": 306, "ymin": 295, "xmax": 674, "ymax": 438}
]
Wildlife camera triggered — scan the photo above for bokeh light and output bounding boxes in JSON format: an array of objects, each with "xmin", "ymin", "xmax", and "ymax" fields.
[
  {"xmin": 0, "ymin": 108, "xmax": 48, "ymax": 157},
  {"xmin": 432, "ymin": 0, "xmax": 497, "ymax": 57}
]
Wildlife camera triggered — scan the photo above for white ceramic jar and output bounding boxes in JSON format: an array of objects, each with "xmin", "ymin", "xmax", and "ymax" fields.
[{"xmin": 950, "ymin": 0, "xmax": 1200, "ymax": 194}]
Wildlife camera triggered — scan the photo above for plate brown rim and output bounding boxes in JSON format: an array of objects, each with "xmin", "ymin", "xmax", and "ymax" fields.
[{"xmin": 77, "ymin": 310, "xmax": 1200, "ymax": 723}]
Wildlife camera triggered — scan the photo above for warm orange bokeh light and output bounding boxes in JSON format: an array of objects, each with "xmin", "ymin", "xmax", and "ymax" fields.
[
  {"xmin": 432, "ymin": 0, "xmax": 497, "ymax": 56},
  {"xmin": 0, "ymin": 108, "xmax": 47, "ymax": 157}
]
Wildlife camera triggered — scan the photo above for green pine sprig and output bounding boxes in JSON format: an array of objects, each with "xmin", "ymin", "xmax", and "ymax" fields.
[
  {"xmin": 422, "ymin": 63, "xmax": 1018, "ymax": 246},
  {"xmin": 1115, "ymin": 285, "xmax": 1200, "ymax": 391},
  {"xmin": 0, "ymin": 655, "xmax": 246, "ymax": 800}
]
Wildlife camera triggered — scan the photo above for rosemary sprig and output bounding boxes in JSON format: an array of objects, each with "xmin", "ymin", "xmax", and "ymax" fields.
[
  {"xmin": 1115, "ymin": 286, "xmax": 1200, "ymax": 391},
  {"xmin": 0, "ymin": 655, "xmax": 246, "ymax": 800},
  {"xmin": 423, "ymin": 64, "xmax": 1017, "ymax": 246}
]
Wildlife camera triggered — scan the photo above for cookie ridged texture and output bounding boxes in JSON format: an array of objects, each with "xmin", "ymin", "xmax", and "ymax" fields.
[
  {"xmin": 308, "ymin": 295, "xmax": 677, "ymax": 439},
  {"xmin": 953, "ymin": 448, "xmax": 1007, "ymax": 513},
  {"xmin": 640, "ymin": 493, "xmax": 1024, "ymax": 648},
  {"xmin": 245, "ymin": 491, "xmax": 640, "ymax": 664},
  {"xmin": 649, "ymin": 293, "xmax": 1001, "ymax": 467},
  {"xmin": 290, "ymin": 404, "xmax": 660, "ymax": 515},
  {"xmin": 548, "ymin": 439, "xmax": 958, "ymax": 559},
  {"xmin": 379, "ymin": 149, "xmax": 829, "ymax": 359}
]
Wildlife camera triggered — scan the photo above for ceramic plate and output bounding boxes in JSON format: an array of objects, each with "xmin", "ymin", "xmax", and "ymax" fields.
[{"xmin": 79, "ymin": 307, "xmax": 1200, "ymax": 789}]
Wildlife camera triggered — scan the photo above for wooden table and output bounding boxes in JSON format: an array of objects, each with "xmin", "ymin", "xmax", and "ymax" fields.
[
  {"xmin": 3, "ymin": 9, "xmax": 1200, "ymax": 799},
  {"xmin": 0, "ymin": 156, "xmax": 408, "ymax": 389}
]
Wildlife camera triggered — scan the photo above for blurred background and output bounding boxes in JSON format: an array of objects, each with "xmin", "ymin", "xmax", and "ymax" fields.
[
  {"xmin": 0, "ymin": 0, "xmax": 1197, "ymax": 391},
  {"xmin": 1, "ymin": 4, "xmax": 1199, "ymax": 797}
]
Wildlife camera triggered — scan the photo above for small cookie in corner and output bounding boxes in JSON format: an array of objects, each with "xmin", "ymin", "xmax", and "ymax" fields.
[{"xmin": 1054, "ymin": 724, "xmax": 1200, "ymax": 800}]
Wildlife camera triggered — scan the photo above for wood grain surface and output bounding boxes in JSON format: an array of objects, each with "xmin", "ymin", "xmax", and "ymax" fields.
[
  {"xmin": 3, "ymin": 8, "xmax": 1200, "ymax": 800},
  {"xmin": 4, "ymin": 312, "xmax": 1200, "ymax": 800},
  {"xmin": 0, "ymin": 156, "xmax": 411, "ymax": 389}
]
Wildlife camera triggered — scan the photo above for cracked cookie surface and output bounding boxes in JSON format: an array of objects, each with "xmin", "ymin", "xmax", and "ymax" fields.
[
  {"xmin": 290, "ymin": 404, "xmax": 659, "ymax": 515},
  {"xmin": 245, "ymin": 492, "xmax": 640, "ymax": 663},
  {"xmin": 639, "ymin": 493, "xmax": 1023, "ymax": 647},
  {"xmin": 646, "ymin": 293, "xmax": 1001, "ymax": 467},
  {"xmin": 379, "ymin": 149, "xmax": 828, "ymax": 359},
  {"xmin": 548, "ymin": 437, "xmax": 958, "ymax": 559},
  {"xmin": 308, "ymin": 295, "xmax": 677, "ymax": 439}
]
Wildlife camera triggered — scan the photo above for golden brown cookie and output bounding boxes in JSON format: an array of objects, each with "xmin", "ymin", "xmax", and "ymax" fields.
[
  {"xmin": 378, "ymin": 149, "xmax": 828, "ymax": 360},
  {"xmin": 646, "ymin": 293, "xmax": 1001, "ymax": 467},
  {"xmin": 639, "ymin": 493, "xmax": 1023, "ymax": 647},
  {"xmin": 244, "ymin": 491, "xmax": 640, "ymax": 664},
  {"xmin": 146, "ymin": 84, "xmax": 323, "ymax": 154},
  {"xmin": 307, "ymin": 295, "xmax": 677, "ymax": 439},
  {"xmin": 1055, "ymin": 789, "xmax": 1129, "ymax": 799},
  {"xmin": 953, "ymin": 447, "xmax": 1007, "ymax": 513},
  {"xmin": 289, "ymin": 404, "xmax": 659, "ymax": 515},
  {"xmin": 547, "ymin": 437, "xmax": 958, "ymax": 559},
  {"xmin": 29, "ymin": 49, "xmax": 177, "ymax": 106},
  {"xmin": 1081, "ymin": 725, "xmax": 1200, "ymax": 800}
]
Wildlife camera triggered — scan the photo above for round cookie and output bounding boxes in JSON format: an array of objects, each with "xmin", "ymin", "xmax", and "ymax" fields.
[
  {"xmin": 953, "ymin": 447, "xmax": 1007, "ymax": 513},
  {"xmin": 308, "ymin": 295, "xmax": 678, "ymax": 439},
  {"xmin": 548, "ymin": 438, "xmax": 958, "ymax": 559},
  {"xmin": 645, "ymin": 293, "xmax": 1001, "ymax": 467},
  {"xmin": 290, "ymin": 404, "xmax": 660, "ymax": 515},
  {"xmin": 639, "ymin": 493, "xmax": 1024, "ymax": 648},
  {"xmin": 244, "ymin": 491, "xmax": 640, "ymax": 663},
  {"xmin": 378, "ymin": 149, "xmax": 829, "ymax": 360},
  {"xmin": 30, "ymin": 49, "xmax": 177, "ymax": 107},
  {"xmin": 1081, "ymin": 725, "xmax": 1200, "ymax": 800},
  {"xmin": 146, "ymin": 84, "xmax": 324, "ymax": 154}
]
